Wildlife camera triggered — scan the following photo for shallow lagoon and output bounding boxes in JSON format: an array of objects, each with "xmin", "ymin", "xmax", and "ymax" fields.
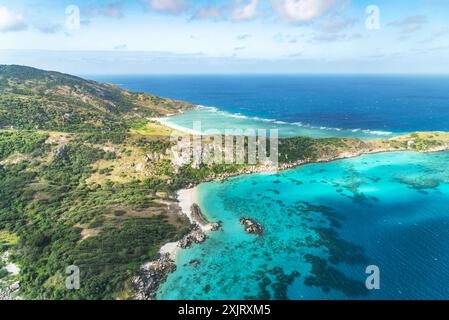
[{"xmin": 158, "ymin": 151, "xmax": 449, "ymax": 300}]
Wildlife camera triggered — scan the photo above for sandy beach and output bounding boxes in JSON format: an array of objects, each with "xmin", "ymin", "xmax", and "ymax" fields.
[
  {"xmin": 158, "ymin": 187, "xmax": 200, "ymax": 260},
  {"xmin": 177, "ymin": 187, "xmax": 200, "ymax": 224},
  {"xmin": 150, "ymin": 117, "xmax": 203, "ymax": 136}
]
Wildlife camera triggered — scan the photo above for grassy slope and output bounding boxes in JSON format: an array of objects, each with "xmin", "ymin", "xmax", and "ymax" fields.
[{"xmin": 1, "ymin": 65, "xmax": 449, "ymax": 300}]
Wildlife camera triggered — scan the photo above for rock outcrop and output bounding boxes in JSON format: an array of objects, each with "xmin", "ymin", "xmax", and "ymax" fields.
[
  {"xmin": 133, "ymin": 253, "xmax": 176, "ymax": 300},
  {"xmin": 179, "ymin": 227, "xmax": 207, "ymax": 249},
  {"xmin": 190, "ymin": 204, "xmax": 209, "ymax": 226},
  {"xmin": 240, "ymin": 218, "xmax": 264, "ymax": 235}
]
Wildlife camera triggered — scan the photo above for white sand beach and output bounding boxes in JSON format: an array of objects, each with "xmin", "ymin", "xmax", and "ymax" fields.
[
  {"xmin": 150, "ymin": 117, "xmax": 203, "ymax": 136},
  {"xmin": 177, "ymin": 187, "xmax": 199, "ymax": 224},
  {"xmin": 158, "ymin": 187, "xmax": 200, "ymax": 260}
]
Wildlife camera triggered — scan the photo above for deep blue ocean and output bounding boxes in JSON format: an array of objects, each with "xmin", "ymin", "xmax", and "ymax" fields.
[
  {"xmin": 92, "ymin": 75, "xmax": 449, "ymax": 135},
  {"xmin": 90, "ymin": 75, "xmax": 449, "ymax": 300}
]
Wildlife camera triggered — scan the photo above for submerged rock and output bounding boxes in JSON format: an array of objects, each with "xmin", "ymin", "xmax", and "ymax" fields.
[
  {"xmin": 240, "ymin": 218, "xmax": 264, "ymax": 235},
  {"xmin": 189, "ymin": 259, "xmax": 201, "ymax": 267}
]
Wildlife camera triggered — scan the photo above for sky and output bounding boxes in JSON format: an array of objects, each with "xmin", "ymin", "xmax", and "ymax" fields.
[{"xmin": 0, "ymin": 0, "xmax": 448, "ymax": 74}]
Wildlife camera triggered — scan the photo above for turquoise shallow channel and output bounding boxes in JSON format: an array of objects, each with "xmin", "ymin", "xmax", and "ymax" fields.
[{"xmin": 158, "ymin": 151, "xmax": 449, "ymax": 300}]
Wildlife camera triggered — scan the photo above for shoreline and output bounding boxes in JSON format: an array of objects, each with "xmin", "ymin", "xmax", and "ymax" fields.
[
  {"xmin": 157, "ymin": 187, "xmax": 201, "ymax": 261},
  {"xmin": 143, "ymin": 117, "xmax": 449, "ymax": 300},
  {"xmin": 151, "ymin": 117, "xmax": 204, "ymax": 136},
  {"xmin": 159, "ymin": 187, "xmax": 218, "ymax": 259},
  {"xmin": 135, "ymin": 186, "xmax": 219, "ymax": 300},
  {"xmin": 156, "ymin": 106, "xmax": 398, "ymax": 139}
]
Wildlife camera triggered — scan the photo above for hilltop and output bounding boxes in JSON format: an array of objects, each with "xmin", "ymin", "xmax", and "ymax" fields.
[{"xmin": 0, "ymin": 65, "xmax": 193, "ymax": 133}]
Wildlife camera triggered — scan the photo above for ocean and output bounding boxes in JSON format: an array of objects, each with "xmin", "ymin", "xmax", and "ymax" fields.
[
  {"xmin": 158, "ymin": 151, "xmax": 449, "ymax": 300},
  {"xmin": 91, "ymin": 75, "xmax": 449, "ymax": 299},
  {"xmin": 92, "ymin": 75, "xmax": 449, "ymax": 138}
]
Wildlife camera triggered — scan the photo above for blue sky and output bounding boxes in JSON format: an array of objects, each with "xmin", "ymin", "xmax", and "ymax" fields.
[{"xmin": 0, "ymin": 0, "xmax": 448, "ymax": 74}]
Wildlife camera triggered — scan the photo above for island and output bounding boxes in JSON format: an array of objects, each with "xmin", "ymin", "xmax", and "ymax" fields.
[{"xmin": 1, "ymin": 65, "xmax": 449, "ymax": 300}]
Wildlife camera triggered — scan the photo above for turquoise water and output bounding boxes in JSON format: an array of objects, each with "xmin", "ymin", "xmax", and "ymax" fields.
[
  {"xmin": 93, "ymin": 75, "xmax": 449, "ymax": 135},
  {"xmin": 158, "ymin": 151, "xmax": 449, "ymax": 300},
  {"xmin": 159, "ymin": 108, "xmax": 397, "ymax": 139}
]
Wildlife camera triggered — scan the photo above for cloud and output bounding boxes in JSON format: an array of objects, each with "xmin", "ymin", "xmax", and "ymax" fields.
[
  {"xmin": 232, "ymin": 0, "xmax": 259, "ymax": 21},
  {"xmin": 271, "ymin": 0, "xmax": 337, "ymax": 23},
  {"xmin": 419, "ymin": 29, "xmax": 449, "ymax": 44},
  {"xmin": 311, "ymin": 33, "xmax": 344, "ymax": 42},
  {"xmin": 0, "ymin": 6, "xmax": 27, "ymax": 32},
  {"xmin": 87, "ymin": 2, "xmax": 124, "ymax": 18},
  {"xmin": 320, "ymin": 16, "xmax": 357, "ymax": 33},
  {"xmin": 114, "ymin": 44, "xmax": 128, "ymax": 50},
  {"xmin": 193, "ymin": 6, "xmax": 225, "ymax": 20},
  {"xmin": 192, "ymin": 0, "xmax": 258, "ymax": 22},
  {"xmin": 310, "ymin": 32, "xmax": 361, "ymax": 43},
  {"xmin": 273, "ymin": 33, "xmax": 302, "ymax": 44},
  {"xmin": 423, "ymin": 45, "xmax": 449, "ymax": 53},
  {"xmin": 389, "ymin": 15, "xmax": 427, "ymax": 33},
  {"xmin": 288, "ymin": 51, "xmax": 304, "ymax": 58},
  {"xmin": 237, "ymin": 34, "xmax": 251, "ymax": 40},
  {"xmin": 36, "ymin": 23, "xmax": 63, "ymax": 34},
  {"xmin": 146, "ymin": 0, "xmax": 185, "ymax": 14}
]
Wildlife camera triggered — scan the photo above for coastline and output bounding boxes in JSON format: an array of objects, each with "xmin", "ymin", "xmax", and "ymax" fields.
[
  {"xmin": 151, "ymin": 117, "xmax": 204, "ymax": 136},
  {"xmin": 143, "ymin": 116, "xmax": 449, "ymax": 300},
  {"xmin": 156, "ymin": 105, "xmax": 398, "ymax": 139},
  {"xmin": 177, "ymin": 188, "xmax": 199, "ymax": 226},
  {"xmin": 135, "ymin": 186, "xmax": 220, "ymax": 300},
  {"xmin": 157, "ymin": 187, "xmax": 200, "ymax": 261}
]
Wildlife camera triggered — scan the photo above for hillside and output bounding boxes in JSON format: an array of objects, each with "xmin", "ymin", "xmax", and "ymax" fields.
[
  {"xmin": 0, "ymin": 66, "xmax": 199, "ymax": 299},
  {"xmin": 0, "ymin": 65, "xmax": 193, "ymax": 134},
  {"xmin": 1, "ymin": 65, "xmax": 449, "ymax": 300},
  {"xmin": 0, "ymin": 66, "xmax": 253, "ymax": 300}
]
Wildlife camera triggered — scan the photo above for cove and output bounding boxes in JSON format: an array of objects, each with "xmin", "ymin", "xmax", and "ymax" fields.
[{"xmin": 158, "ymin": 151, "xmax": 449, "ymax": 300}]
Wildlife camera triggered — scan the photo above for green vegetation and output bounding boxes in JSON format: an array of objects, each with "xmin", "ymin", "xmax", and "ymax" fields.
[
  {"xmin": 1, "ymin": 65, "xmax": 448, "ymax": 300},
  {"xmin": 0, "ymin": 66, "xmax": 195, "ymax": 299},
  {"xmin": 0, "ymin": 132, "xmax": 190, "ymax": 299},
  {"xmin": 130, "ymin": 121, "xmax": 175, "ymax": 137},
  {"xmin": 0, "ymin": 65, "xmax": 193, "ymax": 134},
  {"xmin": 0, "ymin": 131, "xmax": 48, "ymax": 160}
]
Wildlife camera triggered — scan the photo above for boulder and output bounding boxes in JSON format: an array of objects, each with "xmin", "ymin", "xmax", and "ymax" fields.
[{"xmin": 240, "ymin": 218, "xmax": 263, "ymax": 235}]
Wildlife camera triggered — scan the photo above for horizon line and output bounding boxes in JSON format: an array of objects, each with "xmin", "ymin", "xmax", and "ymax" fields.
[{"xmin": 82, "ymin": 72, "xmax": 449, "ymax": 77}]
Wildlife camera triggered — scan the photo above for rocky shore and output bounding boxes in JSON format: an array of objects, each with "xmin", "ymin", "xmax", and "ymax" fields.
[
  {"xmin": 132, "ymin": 253, "xmax": 176, "ymax": 300},
  {"xmin": 133, "ymin": 189, "xmax": 221, "ymax": 300},
  {"xmin": 138, "ymin": 126, "xmax": 449, "ymax": 300},
  {"xmin": 207, "ymin": 145, "xmax": 448, "ymax": 183},
  {"xmin": 133, "ymin": 221, "xmax": 214, "ymax": 300}
]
